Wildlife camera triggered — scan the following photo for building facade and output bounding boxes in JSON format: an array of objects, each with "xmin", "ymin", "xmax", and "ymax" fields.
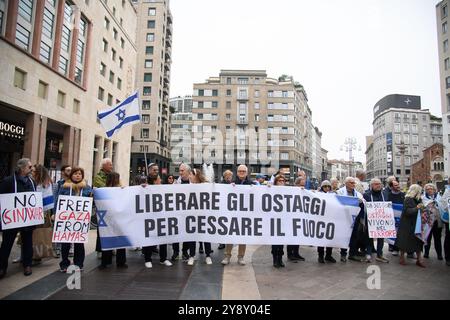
[
  {"xmin": 169, "ymin": 95, "xmax": 192, "ymax": 175},
  {"xmin": 320, "ymin": 147, "xmax": 329, "ymax": 181},
  {"xmin": 411, "ymin": 143, "xmax": 445, "ymax": 188},
  {"xmin": 437, "ymin": 0, "xmax": 450, "ymax": 179},
  {"xmin": 130, "ymin": 0, "xmax": 172, "ymax": 178},
  {"xmin": 370, "ymin": 94, "xmax": 442, "ymax": 183},
  {"xmin": 365, "ymin": 135, "xmax": 375, "ymax": 180},
  {"xmin": 0, "ymin": 0, "xmax": 137, "ymax": 184},
  {"xmin": 191, "ymin": 70, "xmax": 319, "ymax": 182}
]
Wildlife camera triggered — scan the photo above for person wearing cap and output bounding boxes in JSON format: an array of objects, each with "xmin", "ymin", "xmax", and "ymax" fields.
[
  {"xmin": 317, "ymin": 180, "xmax": 337, "ymax": 263},
  {"xmin": 254, "ymin": 174, "xmax": 267, "ymax": 186}
]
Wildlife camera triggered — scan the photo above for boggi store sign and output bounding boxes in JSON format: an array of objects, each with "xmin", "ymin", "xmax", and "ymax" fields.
[{"xmin": 0, "ymin": 121, "xmax": 25, "ymax": 137}]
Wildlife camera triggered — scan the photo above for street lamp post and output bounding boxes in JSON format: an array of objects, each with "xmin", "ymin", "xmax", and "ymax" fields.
[{"xmin": 341, "ymin": 137, "xmax": 362, "ymax": 177}]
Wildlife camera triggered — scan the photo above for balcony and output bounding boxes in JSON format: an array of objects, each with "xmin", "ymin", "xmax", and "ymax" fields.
[
  {"xmin": 237, "ymin": 95, "xmax": 249, "ymax": 101},
  {"xmin": 165, "ymin": 46, "xmax": 172, "ymax": 59},
  {"xmin": 237, "ymin": 119, "xmax": 248, "ymax": 126},
  {"xmin": 166, "ymin": 35, "xmax": 172, "ymax": 47},
  {"xmin": 164, "ymin": 72, "xmax": 170, "ymax": 84}
]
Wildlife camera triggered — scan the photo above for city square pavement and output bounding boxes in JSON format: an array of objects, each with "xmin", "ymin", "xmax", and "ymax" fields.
[{"xmin": 1, "ymin": 232, "xmax": 449, "ymax": 300}]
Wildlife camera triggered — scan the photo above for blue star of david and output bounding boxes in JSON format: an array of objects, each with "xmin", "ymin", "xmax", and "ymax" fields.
[
  {"xmin": 115, "ymin": 109, "xmax": 126, "ymax": 121},
  {"xmin": 97, "ymin": 210, "xmax": 108, "ymax": 227}
]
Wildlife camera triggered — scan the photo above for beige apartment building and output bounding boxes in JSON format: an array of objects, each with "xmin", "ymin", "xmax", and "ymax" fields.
[
  {"xmin": 130, "ymin": 0, "xmax": 172, "ymax": 178},
  {"xmin": 191, "ymin": 70, "xmax": 318, "ymax": 182},
  {"xmin": 0, "ymin": 0, "xmax": 137, "ymax": 184},
  {"xmin": 437, "ymin": 0, "xmax": 450, "ymax": 178}
]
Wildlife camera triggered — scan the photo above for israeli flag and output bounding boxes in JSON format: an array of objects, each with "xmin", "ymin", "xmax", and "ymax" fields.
[{"xmin": 98, "ymin": 91, "xmax": 141, "ymax": 138}]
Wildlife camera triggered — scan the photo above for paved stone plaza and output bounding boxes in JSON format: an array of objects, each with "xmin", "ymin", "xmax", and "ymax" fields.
[{"xmin": 1, "ymin": 231, "xmax": 449, "ymax": 300}]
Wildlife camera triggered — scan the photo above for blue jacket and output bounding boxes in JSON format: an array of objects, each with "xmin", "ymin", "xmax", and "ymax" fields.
[{"xmin": 54, "ymin": 181, "xmax": 93, "ymax": 212}]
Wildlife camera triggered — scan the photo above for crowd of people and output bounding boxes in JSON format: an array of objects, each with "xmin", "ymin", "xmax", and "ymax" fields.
[{"xmin": 0, "ymin": 158, "xmax": 449, "ymax": 280}]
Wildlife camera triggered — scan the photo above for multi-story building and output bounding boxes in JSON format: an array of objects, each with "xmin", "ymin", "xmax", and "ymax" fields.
[
  {"xmin": 130, "ymin": 0, "xmax": 172, "ymax": 178},
  {"xmin": 436, "ymin": 0, "xmax": 450, "ymax": 178},
  {"xmin": 370, "ymin": 94, "xmax": 442, "ymax": 183},
  {"xmin": 328, "ymin": 159, "xmax": 364, "ymax": 182},
  {"xmin": 320, "ymin": 147, "xmax": 329, "ymax": 181},
  {"xmin": 0, "ymin": 0, "xmax": 137, "ymax": 184},
  {"xmin": 411, "ymin": 143, "xmax": 445, "ymax": 187},
  {"xmin": 169, "ymin": 95, "xmax": 192, "ymax": 175},
  {"xmin": 190, "ymin": 70, "xmax": 319, "ymax": 182},
  {"xmin": 311, "ymin": 126, "xmax": 322, "ymax": 182},
  {"xmin": 365, "ymin": 136, "xmax": 375, "ymax": 180}
]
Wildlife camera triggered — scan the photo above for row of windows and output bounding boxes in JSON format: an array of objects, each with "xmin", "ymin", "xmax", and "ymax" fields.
[
  {"xmin": 14, "ymin": 68, "xmax": 80, "ymax": 113},
  {"xmin": 11, "ymin": 0, "xmax": 89, "ymax": 85},
  {"xmin": 104, "ymin": 17, "xmax": 126, "ymax": 49},
  {"xmin": 99, "ymin": 62, "xmax": 122, "ymax": 89},
  {"xmin": 195, "ymin": 89, "xmax": 291, "ymax": 98},
  {"xmin": 97, "ymin": 87, "xmax": 121, "ymax": 107}
]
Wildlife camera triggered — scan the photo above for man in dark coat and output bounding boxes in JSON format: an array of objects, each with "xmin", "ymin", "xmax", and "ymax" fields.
[{"xmin": 0, "ymin": 158, "xmax": 36, "ymax": 279}]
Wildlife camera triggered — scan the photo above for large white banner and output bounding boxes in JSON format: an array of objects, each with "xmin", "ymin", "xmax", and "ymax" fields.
[
  {"xmin": 94, "ymin": 184, "xmax": 361, "ymax": 250},
  {"xmin": 0, "ymin": 192, "xmax": 44, "ymax": 230}
]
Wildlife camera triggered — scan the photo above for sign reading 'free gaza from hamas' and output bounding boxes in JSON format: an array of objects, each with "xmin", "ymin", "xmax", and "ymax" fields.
[{"xmin": 94, "ymin": 184, "xmax": 361, "ymax": 250}]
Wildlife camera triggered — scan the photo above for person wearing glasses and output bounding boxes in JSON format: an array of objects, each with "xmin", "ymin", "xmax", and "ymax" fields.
[
  {"xmin": 337, "ymin": 177, "xmax": 365, "ymax": 262},
  {"xmin": 221, "ymin": 165, "xmax": 252, "ymax": 266},
  {"xmin": 317, "ymin": 180, "xmax": 337, "ymax": 263},
  {"xmin": 0, "ymin": 159, "xmax": 37, "ymax": 279}
]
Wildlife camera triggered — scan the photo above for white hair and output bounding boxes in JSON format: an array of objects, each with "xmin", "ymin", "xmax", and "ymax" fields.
[
  {"xmin": 100, "ymin": 158, "xmax": 112, "ymax": 168},
  {"xmin": 424, "ymin": 183, "xmax": 436, "ymax": 192},
  {"xmin": 179, "ymin": 163, "xmax": 191, "ymax": 172},
  {"xmin": 355, "ymin": 169, "xmax": 366, "ymax": 178},
  {"xmin": 16, "ymin": 158, "xmax": 31, "ymax": 172},
  {"xmin": 370, "ymin": 178, "xmax": 382, "ymax": 186},
  {"xmin": 406, "ymin": 184, "xmax": 423, "ymax": 201},
  {"xmin": 237, "ymin": 164, "xmax": 248, "ymax": 172},
  {"xmin": 344, "ymin": 176, "xmax": 355, "ymax": 184}
]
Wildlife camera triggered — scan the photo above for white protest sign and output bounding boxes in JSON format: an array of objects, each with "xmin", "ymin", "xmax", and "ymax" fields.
[
  {"xmin": 366, "ymin": 201, "xmax": 396, "ymax": 239},
  {"xmin": 0, "ymin": 192, "xmax": 44, "ymax": 230},
  {"xmin": 53, "ymin": 195, "xmax": 92, "ymax": 243}
]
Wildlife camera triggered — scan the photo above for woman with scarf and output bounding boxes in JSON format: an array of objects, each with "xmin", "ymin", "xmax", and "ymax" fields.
[
  {"xmin": 422, "ymin": 184, "xmax": 443, "ymax": 260},
  {"xmin": 395, "ymin": 184, "xmax": 426, "ymax": 267},
  {"xmin": 56, "ymin": 167, "xmax": 93, "ymax": 272}
]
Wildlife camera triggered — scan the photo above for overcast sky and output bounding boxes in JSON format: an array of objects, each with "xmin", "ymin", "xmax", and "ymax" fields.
[{"xmin": 169, "ymin": 0, "xmax": 441, "ymax": 163}]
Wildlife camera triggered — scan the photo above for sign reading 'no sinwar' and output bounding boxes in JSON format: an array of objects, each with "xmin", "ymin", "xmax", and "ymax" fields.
[
  {"xmin": 366, "ymin": 202, "xmax": 396, "ymax": 239},
  {"xmin": 53, "ymin": 195, "xmax": 92, "ymax": 243},
  {"xmin": 0, "ymin": 192, "xmax": 44, "ymax": 230}
]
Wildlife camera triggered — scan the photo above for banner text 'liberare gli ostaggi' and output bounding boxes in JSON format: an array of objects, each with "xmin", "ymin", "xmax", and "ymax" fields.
[
  {"xmin": 0, "ymin": 192, "xmax": 44, "ymax": 230},
  {"xmin": 94, "ymin": 184, "xmax": 361, "ymax": 250}
]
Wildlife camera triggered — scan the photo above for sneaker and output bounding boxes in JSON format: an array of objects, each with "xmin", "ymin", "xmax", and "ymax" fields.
[
  {"xmin": 325, "ymin": 256, "xmax": 337, "ymax": 263},
  {"xmin": 205, "ymin": 257, "xmax": 213, "ymax": 265},
  {"xmin": 144, "ymin": 262, "xmax": 153, "ymax": 269},
  {"xmin": 171, "ymin": 254, "xmax": 179, "ymax": 262},
  {"xmin": 160, "ymin": 260, "xmax": 173, "ymax": 267},
  {"xmin": 12, "ymin": 257, "xmax": 22, "ymax": 264},
  {"xmin": 365, "ymin": 254, "xmax": 372, "ymax": 263},
  {"xmin": 182, "ymin": 253, "xmax": 189, "ymax": 262},
  {"xmin": 237, "ymin": 257, "xmax": 246, "ymax": 266},
  {"xmin": 340, "ymin": 256, "xmax": 347, "ymax": 263},
  {"xmin": 221, "ymin": 257, "xmax": 231, "ymax": 265},
  {"xmin": 60, "ymin": 266, "xmax": 68, "ymax": 273},
  {"xmin": 392, "ymin": 251, "xmax": 399, "ymax": 257},
  {"xmin": 187, "ymin": 257, "xmax": 195, "ymax": 266},
  {"xmin": 287, "ymin": 255, "xmax": 299, "ymax": 263},
  {"xmin": 376, "ymin": 256, "xmax": 389, "ymax": 263},
  {"xmin": 218, "ymin": 244, "xmax": 226, "ymax": 250}
]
